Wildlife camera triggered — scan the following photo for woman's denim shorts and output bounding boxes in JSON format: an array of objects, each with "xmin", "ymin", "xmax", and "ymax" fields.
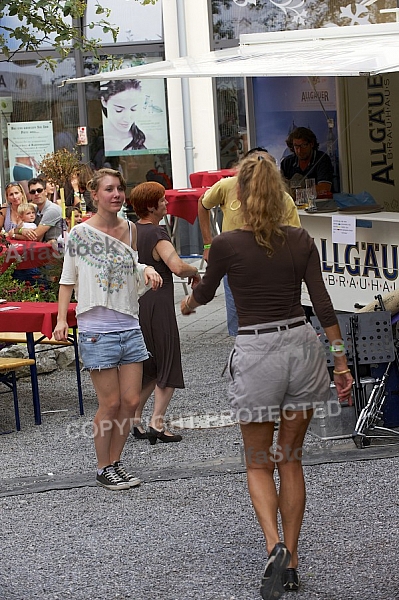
[{"xmin": 78, "ymin": 328, "xmax": 149, "ymax": 371}]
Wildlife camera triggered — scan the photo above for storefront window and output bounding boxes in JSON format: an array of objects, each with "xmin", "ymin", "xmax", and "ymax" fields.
[
  {"xmin": 211, "ymin": 0, "xmax": 397, "ymax": 46},
  {"xmin": 1, "ymin": 57, "xmax": 77, "ymax": 192},
  {"xmin": 252, "ymin": 76, "xmax": 340, "ymax": 190},
  {"xmin": 0, "ymin": 13, "xmax": 72, "ymax": 51},
  {"xmin": 85, "ymin": 0, "xmax": 163, "ymax": 43},
  {"xmin": 0, "ymin": 4, "xmax": 167, "ymax": 199},
  {"xmin": 216, "ymin": 77, "xmax": 247, "ymax": 167}
]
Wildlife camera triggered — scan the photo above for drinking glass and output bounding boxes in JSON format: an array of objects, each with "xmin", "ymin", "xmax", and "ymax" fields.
[
  {"xmin": 289, "ymin": 182, "xmax": 300, "ymax": 201},
  {"xmin": 295, "ymin": 188, "xmax": 308, "ymax": 208},
  {"xmin": 305, "ymin": 178, "xmax": 317, "ymax": 211}
]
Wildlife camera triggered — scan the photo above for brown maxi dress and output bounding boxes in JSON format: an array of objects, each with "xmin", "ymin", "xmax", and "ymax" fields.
[{"xmin": 136, "ymin": 222, "xmax": 184, "ymax": 389}]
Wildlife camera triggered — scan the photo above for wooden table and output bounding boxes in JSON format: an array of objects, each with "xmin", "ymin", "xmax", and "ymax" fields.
[{"xmin": 0, "ymin": 302, "xmax": 82, "ymax": 425}]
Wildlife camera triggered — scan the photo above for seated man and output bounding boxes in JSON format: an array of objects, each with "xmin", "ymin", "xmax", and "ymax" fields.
[
  {"xmin": 17, "ymin": 178, "xmax": 63, "ymax": 242},
  {"xmin": 280, "ymin": 127, "xmax": 334, "ymax": 194}
]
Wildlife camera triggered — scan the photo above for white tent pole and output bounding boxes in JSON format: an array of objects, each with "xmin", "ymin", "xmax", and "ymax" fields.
[{"xmin": 176, "ymin": 0, "xmax": 194, "ymax": 186}]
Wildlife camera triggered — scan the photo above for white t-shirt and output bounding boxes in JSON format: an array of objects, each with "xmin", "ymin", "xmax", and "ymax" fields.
[
  {"xmin": 59, "ymin": 222, "xmax": 151, "ymax": 320},
  {"xmin": 21, "ymin": 222, "xmax": 37, "ymax": 229}
]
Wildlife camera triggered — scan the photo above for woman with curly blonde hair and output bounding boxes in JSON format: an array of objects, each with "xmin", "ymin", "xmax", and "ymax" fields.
[
  {"xmin": 237, "ymin": 154, "xmax": 287, "ymax": 255},
  {"xmin": 181, "ymin": 153, "xmax": 353, "ymax": 600}
]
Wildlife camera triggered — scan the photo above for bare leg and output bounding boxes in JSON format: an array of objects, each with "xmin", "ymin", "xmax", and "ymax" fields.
[
  {"xmin": 150, "ymin": 385, "xmax": 175, "ymax": 431},
  {"xmin": 109, "ymin": 363, "xmax": 143, "ymax": 462},
  {"xmin": 134, "ymin": 380, "xmax": 156, "ymax": 429},
  {"xmin": 90, "ymin": 363, "xmax": 142, "ymax": 468},
  {"xmin": 240, "ymin": 421, "xmax": 279, "ymax": 555},
  {"xmin": 134, "ymin": 383, "xmax": 176, "ymax": 433},
  {"xmin": 276, "ymin": 408, "xmax": 313, "ymax": 569},
  {"xmin": 90, "ymin": 367, "xmax": 122, "ymax": 468}
]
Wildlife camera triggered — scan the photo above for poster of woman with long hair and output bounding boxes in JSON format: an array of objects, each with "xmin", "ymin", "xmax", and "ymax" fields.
[{"xmin": 100, "ymin": 79, "xmax": 169, "ymax": 156}]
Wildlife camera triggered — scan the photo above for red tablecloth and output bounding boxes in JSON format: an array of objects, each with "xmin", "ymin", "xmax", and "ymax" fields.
[
  {"xmin": 0, "ymin": 302, "xmax": 77, "ymax": 339},
  {"xmin": 165, "ymin": 187, "xmax": 209, "ymax": 224},
  {"xmin": 189, "ymin": 169, "xmax": 236, "ymax": 188},
  {"xmin": 0, "ymin": 241, "xmax": 59, "ymax": 274},
  {"xmin": 0, "ymin": 301, "xmax": 80, "ymax": 426}
]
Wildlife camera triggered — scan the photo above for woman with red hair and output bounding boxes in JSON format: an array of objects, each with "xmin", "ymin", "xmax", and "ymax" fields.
[{"xmin": 130, "ymin": 181, "xmax": 201, "ymax": 444}]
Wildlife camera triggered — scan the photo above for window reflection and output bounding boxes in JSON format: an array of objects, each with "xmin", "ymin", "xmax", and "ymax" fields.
[
  {"xmin": 217, "ymin": 77, "xmax": 247, "ymax": 168},
  {"xmin": 1, "ymin": 58, "xmax": 77, "ymax": 188}
]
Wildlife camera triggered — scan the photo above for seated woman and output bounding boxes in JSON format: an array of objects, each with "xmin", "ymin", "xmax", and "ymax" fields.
[
  {"xmin": 0, "ymin": 182, "xmax": 28, "ymax": 233},
  {"xmin": 0, "ymin": 183, "xmax": 41, "ymax": 284}
]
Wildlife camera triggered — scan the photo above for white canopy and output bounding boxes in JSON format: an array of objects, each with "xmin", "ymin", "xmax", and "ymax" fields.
[{"xmin": 65, "ymin": 23, "xmax": 399, "ymax": 84}]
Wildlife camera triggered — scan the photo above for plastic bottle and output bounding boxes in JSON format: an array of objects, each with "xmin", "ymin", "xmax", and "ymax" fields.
[{"xmin": 79, "ymin": 194, "xmax": 87, "ymax": 216}]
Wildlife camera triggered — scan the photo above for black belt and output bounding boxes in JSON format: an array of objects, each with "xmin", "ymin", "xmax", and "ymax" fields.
[{"xmin": 237, "ymin": 320, "xmax": 306, "ymax": 336}]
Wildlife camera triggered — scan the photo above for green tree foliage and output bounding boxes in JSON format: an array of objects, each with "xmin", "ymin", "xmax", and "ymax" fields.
[{"xmin": 0, "ymin": 0, "xmax": 158, "ymax": 71}]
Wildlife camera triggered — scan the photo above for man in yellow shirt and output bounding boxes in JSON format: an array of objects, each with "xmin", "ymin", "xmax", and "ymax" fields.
[{"xmin": 198, "ymin": 149, "xmax": 301, "ymax": 336}]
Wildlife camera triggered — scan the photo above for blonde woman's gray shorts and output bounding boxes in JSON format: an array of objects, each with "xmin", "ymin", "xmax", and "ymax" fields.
[{"xmin": 228, "ymin": 317, "xmax": 330, "ymax": 423}]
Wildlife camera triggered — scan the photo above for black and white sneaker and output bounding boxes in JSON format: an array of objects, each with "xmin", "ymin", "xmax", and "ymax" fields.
[
  {"xmin": 260, "ymin": 542, "xmax": 291, "ymax": 600},
  {"xmin": 113, "ymin": 461, "xmax": 141, "ymax": 488},
  {"xmin": 282, "ymin": 568, "xmax": 300, "ymax": 592},
  {"xmin": 96, "ymin": 465, "xmax": 131, "ymax": 490}
]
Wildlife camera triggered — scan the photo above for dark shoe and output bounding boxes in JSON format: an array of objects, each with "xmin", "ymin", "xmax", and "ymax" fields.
[
  {"xmin": 112, "ymin": 461, "xmax": 141, "ymax": 488},
  {"xmin": 147, "ymin": 426, "xmax": 182, "ymax": 445},
  {"xmin": 132, "ymin": 426, "xmax": 147, "ymax": 440},
  {"xmin": 260, "ymin": 542, "xmax": 291, "ymax": 600},
  {"xmin": 282, "ymin": 568, "xmax": 300, "ymax": 592},
  {"xmin": 96, "ymin": 465, "xmax": 130, "ymax": 491}
]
